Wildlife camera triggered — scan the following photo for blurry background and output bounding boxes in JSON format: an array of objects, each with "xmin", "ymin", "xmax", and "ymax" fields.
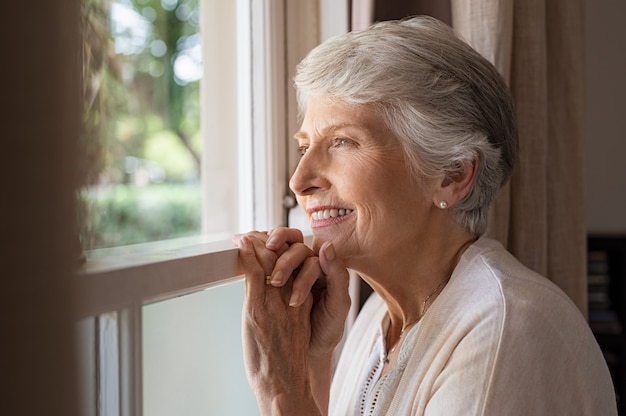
[
  {"xmin": 584, "ymin": 1, "xmax": 626, "ymax": 234},
  {"xmin": 80, "ymin": 0, "xmax": 202, "ymax": 249}
]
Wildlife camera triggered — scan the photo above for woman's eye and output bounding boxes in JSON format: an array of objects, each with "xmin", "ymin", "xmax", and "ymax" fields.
[
  {"xmin": 298, "ymin": 145, "xmax": 309, "ymax": 156},
  {"xmin": 332, "ymin": 138, "xmax": 353, "ymax": 148}
]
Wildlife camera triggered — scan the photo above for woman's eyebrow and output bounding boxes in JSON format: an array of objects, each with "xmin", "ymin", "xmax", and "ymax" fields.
[
  {"xmin": 293, "ymin": 131, "xmax": 308, "ymax": 141},
  {"xmin": 294, "ymin": 123, "xmax": 363, "ymax": 141}
]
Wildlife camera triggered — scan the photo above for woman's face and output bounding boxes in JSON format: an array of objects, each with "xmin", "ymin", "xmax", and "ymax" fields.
[{"xmin": 290, "ymin": 96, "xmax": 435, "ymax": 269}]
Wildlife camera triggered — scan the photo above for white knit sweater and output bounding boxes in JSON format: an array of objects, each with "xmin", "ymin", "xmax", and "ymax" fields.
[{"xmin": 329, "ymin": 237, "xmax": 617, "ymax": 415}]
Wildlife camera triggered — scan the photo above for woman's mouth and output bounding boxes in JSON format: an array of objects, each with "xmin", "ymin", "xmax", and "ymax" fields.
[{"xmin": 310, "ymin": 208, "xmax": 353, "ymax": 220}]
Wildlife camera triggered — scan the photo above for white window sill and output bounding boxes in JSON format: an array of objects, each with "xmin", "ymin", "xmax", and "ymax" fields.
[{"xmin": 76, "ymin": 234, "xmax": 241, "ymax": 319}]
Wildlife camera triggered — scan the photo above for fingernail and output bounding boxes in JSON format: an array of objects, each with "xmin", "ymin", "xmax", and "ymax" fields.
[
  {"xmin": 266, "ymin": 235, "xmax": 279, "ymax": 248},
  {"xmin": 324, "ymin": 242, "xmax": 336, "ymax": 261},
  {"xmin": 289, "ymin": 292, "xmax": 301, "ymax": 307},
  {"xmin": 270, "ymin": 271, "xmax": 283, "ymax": 286}
]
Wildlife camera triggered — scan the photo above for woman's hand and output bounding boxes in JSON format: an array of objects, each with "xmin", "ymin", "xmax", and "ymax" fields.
[
  {"xmin": 236, "ymin": 228, "xmax": 351, "ymax": 414},
  {"xmin": 238, "ymin": 233, "xmax": 317, "ymax": 414},
  {"xmin": 264, "ymin": 227, "xmax": 352, "ymax": 357}
]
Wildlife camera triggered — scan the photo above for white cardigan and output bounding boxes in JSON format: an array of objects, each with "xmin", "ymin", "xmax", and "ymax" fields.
[{"xmin": 329, "ymin": 237, "xmax": 617, "ymax": 415}]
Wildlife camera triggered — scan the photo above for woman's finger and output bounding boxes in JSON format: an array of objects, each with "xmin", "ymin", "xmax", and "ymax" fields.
[
  {"xmin": 288, "ymin": 242, "xmax": 350, "ymax": 309},
  {"xmin": 233, "ymin": 230, "xmax": 269, "ymax": 247},
  {"xmin": 238, "ymin": 235, "xmax": 268, "ymax": 298},
  {"xmin": 318, "ymin": 241, "xmax": 351, "ymax": 313},
  {"xmin": 308, "ymin": 242, "xmax": 352, "ymax": 355},
  {"xmin": 234, "ymin": 230, "xmax": 291, "ymax": 259},
  {"xmin": 288, "ymin": 256, "xmax": 325, "ymax": 306},
  {"xmin": 266, "ymin": 227, "xmax": 304, "ymax": 250},
  {"xmin": 247, "ymin": 234, "xmax": 278, "ymax": 276},
  {"xmin": 269, "ymin": 242, "xmax": 314, "ymax": 287}
]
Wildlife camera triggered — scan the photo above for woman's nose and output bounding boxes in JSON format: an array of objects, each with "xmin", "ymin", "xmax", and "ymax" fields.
[{"xmin": 289, "ymin": 150, "xmax": 326, "ymax": 196}]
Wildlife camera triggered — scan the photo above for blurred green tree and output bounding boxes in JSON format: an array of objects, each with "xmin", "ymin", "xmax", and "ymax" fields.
[
  {"xmin": 80, "ymin": 0, "xmax": 202, "ymax": 249},
  {"xmin": 81, "ymin": 0, "xmax": 200, "ymax": 186}
]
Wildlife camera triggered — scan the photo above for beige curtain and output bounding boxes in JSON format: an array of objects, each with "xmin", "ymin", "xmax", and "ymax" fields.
[
  {"xmin": 451, "ymin": 0, "xmax": 587, "ymax": 314},
  {"xmin": 352, "ymin": 0, "xmax": 588, "ymax": 314}
]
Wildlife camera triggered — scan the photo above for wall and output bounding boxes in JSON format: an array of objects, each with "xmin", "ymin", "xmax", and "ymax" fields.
[
  {"xmin": 2, "ymin": 2, "xmax": 80, "ymax": 415},
  {"xmin": 585, "ymin": 0, "xmax": 626, "ymax": 234}
]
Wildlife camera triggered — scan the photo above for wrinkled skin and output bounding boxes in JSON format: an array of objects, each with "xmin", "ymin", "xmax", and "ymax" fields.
[{"xmin": 236, "ymin": 227, "xmax": 351, "ymax": 415}]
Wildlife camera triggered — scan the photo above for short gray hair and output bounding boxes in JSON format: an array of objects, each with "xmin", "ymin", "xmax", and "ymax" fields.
[{"xmin": 294, "ymin": 16, "xmax": 518, "ymax": 235}]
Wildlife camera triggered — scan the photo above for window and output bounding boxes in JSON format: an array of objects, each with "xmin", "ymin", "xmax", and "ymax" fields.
[
  {"xmin": 78, "ymin": 1, "xmax": 349, "ymax": 415},
  {"xmin": 81, "ymin": 0, "xmax": 203, "ymax": 250}
]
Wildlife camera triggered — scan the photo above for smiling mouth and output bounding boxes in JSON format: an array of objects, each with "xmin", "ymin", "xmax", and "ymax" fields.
[{"xmin": 310, "ymin": 208, "xmax": 353, "ymax": 221}]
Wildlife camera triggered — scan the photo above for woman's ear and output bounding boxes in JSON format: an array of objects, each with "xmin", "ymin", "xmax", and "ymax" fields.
[{"xmin": 433, "ymin": 157, "xmax": 479, "ymax": 208}]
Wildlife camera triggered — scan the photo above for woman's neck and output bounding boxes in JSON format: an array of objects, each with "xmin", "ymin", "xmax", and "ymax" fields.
[{"xmin": 358, "ymin": 229, "xmax": 478, "ymax": 345}]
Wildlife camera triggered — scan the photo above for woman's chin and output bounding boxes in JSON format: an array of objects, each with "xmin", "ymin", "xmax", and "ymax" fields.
[
  {"xmin": 311, "ymin": 235, "xmax": 328, "ymax": 255},
  {"xmin": 311, "ymin": 233, "xmax": 355, "ymax": 267}
]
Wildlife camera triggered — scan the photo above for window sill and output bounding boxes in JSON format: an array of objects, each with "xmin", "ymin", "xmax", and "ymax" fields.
[{"xmin": 75, "ymin": 235, "xmax": 241, "ymax": 319}]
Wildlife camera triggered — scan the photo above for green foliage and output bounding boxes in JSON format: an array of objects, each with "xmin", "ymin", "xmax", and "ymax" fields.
[
  {"xmin": 79, "ymin": 0, "xmax": 203, "ymax": 250},
  {"xmin": 79, "ymin": 183, "xmax": 201, "ymax": 249},
  {"xmin": 80, "ymin": 0, "xmax": 201, "ymax": 184},
  {"xmin": 144, "ymin": 130, "xmax": 197, "ymax": 180}
]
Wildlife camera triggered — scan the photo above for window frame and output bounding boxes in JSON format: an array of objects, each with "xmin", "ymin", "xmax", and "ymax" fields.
[{"xmin": 77, "ymin": 239, "xmax": 241, "ymax": 415}]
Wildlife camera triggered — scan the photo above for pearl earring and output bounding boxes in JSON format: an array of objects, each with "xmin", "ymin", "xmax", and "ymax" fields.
[{"xmin": 438, "ymin": 201, "xmax": 448, "ymax": 209}]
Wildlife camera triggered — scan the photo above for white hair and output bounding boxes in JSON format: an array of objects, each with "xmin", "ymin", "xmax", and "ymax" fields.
[{"xmin": 294, "ymin": 16, "xmax": 518, "ymax": 235}]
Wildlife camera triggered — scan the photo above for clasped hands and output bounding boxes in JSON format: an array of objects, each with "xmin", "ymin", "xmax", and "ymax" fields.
[{"xmin": 235, "ymin": 227, "xmax": 351, "ymax": 413}]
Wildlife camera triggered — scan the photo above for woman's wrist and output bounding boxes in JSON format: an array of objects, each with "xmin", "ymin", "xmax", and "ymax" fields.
[
  {"xmin": 308, "ymin": 352, "xmax": 333, "ymax": 415},
  {"xmin": 259, "ymin": 391, "xmax": 322, "ymax": 416}
]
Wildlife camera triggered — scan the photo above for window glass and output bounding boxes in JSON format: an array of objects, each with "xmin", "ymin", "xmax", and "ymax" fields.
[
  {"xmin": 80, "ymin": 0, "xmax": 201, "ymax": 250},
  {"xmin": 143, "ymin": 282, "xmax": 259, "ymax": 415}
]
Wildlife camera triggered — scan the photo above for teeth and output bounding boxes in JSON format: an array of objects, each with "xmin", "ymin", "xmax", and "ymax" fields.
[{"xmin": 311, "ymin": 208, "xmax": 353, "ymax": 221}]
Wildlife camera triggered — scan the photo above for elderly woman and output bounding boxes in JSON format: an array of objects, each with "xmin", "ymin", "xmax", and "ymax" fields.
[{"xmin": 236, "ymin": 16, "xmax": 616, "ymax": 415}]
